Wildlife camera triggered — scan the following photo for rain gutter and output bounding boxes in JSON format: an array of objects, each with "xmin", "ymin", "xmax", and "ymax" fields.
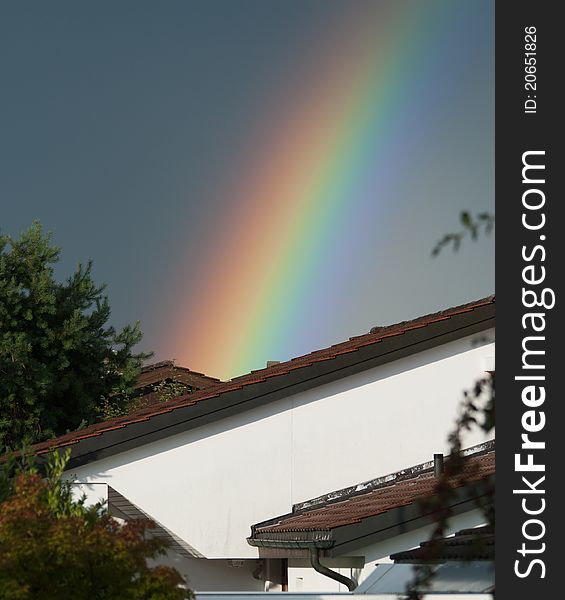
[{"xmin": 247, "ymin": 535, "xmax": 357, "ymax": 591}]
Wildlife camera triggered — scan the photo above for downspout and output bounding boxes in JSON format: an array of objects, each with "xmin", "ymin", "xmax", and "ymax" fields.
[{"xmin": 309, "ymin": 546, "xmax": 357, "ymax": 591}]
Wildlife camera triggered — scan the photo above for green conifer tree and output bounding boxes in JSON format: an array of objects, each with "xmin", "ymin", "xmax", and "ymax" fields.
[{"xmin": 0, "ymin": 222, "xmax": 151, "ymax": 447}]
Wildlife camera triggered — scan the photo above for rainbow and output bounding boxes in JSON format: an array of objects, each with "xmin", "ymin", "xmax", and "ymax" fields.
[{"xmin": 160, "ymin": 1, "xmax": 466, "ymax": 379}]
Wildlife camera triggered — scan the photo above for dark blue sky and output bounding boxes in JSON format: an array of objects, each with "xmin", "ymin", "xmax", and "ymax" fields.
[{"xmin": 1, "ymin": 1, "xmax": 494, "ymax": 378}]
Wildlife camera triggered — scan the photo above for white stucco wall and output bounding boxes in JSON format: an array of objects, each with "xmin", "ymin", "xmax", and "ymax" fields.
[
  {"xmin": 289, "ymin": 335, "xmax": 494, "ymax": 502},
  {"xmin": 153, "ymin": 554, "xmax": 264, "ymax": 592},
  {"xmin": 68, "ymin": 331, "xmax": 494, "ymax": 566}
]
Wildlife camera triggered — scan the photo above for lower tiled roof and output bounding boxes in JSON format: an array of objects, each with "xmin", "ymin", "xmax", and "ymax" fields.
[{"xmin": 250, "ymin": 444, "xmax": 494, "ymax": 536}]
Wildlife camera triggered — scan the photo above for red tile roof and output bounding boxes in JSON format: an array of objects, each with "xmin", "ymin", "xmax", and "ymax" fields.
[
  {"xmin": 131, "ymin": 361, "xmax": 221, "ymax": 408},
  {"xmin": 250, "ymin": 447, "xmax": 494, "ymax": 535},
  {"xmin": 30, "ymin": 296, "xmax": 494, "ymax": 459},
  {"xmin": 135, "ymin": 361, "xmax": 221, "ymax": 390}
]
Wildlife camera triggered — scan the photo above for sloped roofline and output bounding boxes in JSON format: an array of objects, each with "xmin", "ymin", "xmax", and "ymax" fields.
[
  {"xmin": 248, "ymin": 441, "xmax": 494, "ymax": 554},
  {"xmin": 250, "ymin": 441, "xmax": 494, "ymax": 534},
  {"xmin": 31, "ymin": 295, "xmax": 495, "ymax": 468}
]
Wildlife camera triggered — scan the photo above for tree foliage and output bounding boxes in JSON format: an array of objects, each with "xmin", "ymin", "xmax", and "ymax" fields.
[
  {"xmin": 0, "ymin": 450, "xmax": 191, "ymax": 600},
  {"xmin": 432, "ymin": 211, "xmax": 494, "ymax": 257},
  {"xmin": 0, "ymin": 222, "xmax": 151, "ymax": 448},
  {"xmin": 97, "ymin": 378, "xmax": 191, "ymax": 421}
]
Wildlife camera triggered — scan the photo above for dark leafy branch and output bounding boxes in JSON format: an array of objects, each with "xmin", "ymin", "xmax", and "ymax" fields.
[{"xmin": 432, "ymin": 211, "xmax": 494, "ymax": 257}]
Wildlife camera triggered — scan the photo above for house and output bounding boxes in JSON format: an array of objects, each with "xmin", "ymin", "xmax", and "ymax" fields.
[{"xmin": 31, "ymin": 296, "xmax": 495, "ymax": 592}]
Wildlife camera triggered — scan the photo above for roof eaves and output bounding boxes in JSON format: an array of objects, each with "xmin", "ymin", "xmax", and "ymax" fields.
[
  {"xmin": 247, "ymin": 444, "xmax": 494, "ymax": 553},
  {"xmin": 248, "ymin": 480, "xmax": 494, "ymax": 556},
  {"xmin": 30, "ymin": 296, "xmax": 495, "ymax": 465}
]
